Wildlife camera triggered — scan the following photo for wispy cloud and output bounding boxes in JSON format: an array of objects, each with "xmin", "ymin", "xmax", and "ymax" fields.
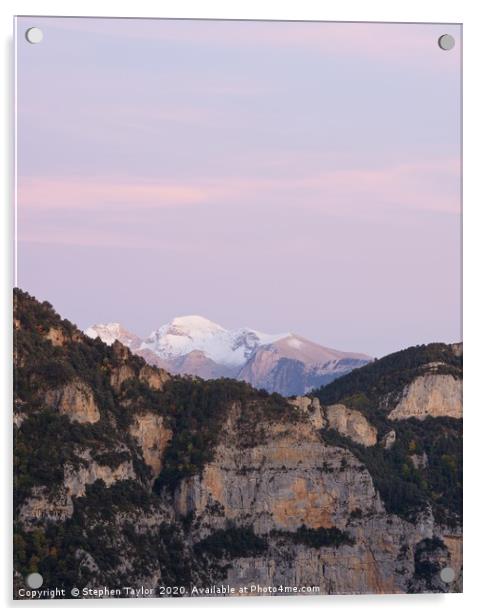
[
  {"xmin": 17, "ymin": 177, "xmax": 208, "ymax": 209},
  {"xmin": 18, "ymin": 156, "xmax": 460, "ymax": 241}
]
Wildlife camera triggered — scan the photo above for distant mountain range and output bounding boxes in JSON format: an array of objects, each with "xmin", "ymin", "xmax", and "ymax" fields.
[{"xmin": 85, "ymin": 316, "xmax": 371, "ymax": 396}]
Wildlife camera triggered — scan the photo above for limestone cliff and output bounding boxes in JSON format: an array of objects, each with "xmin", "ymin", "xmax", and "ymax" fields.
[
  {"xmin": 45, "ymin": 380, "xmax": 100, "ymax": 424},
  {"xmin": 170, "ymin": 403, "xmax": 460, "ymax": 595},
  {"xmin": 129, "ymin": 413, "xmax": 172, "ymax": 476},
  {"xmin": 19, "ymin": 452, "xmax": 136, "ymax": 528},
  {"xmin": 288, "ymin": 397, "xmax": 377, "ymax": 446},
  {"xmin": 324, "ymin": 404, "xmax": 377, "ymax": 446},
  {"xmin": 388, "ymin": 374, "xmax": 462, "ymax": 421}
]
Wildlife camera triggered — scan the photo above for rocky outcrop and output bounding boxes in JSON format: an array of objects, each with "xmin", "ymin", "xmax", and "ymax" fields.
[
  {"xmin": 288, "ymin": 396, "xmax": 326, "ymax": 429},
  {"xmin": 110, "ymin": 344, "xmax": 169, "ymax": 393},
  {"xmin": 410, "ymin": 453, "xmax": 428, "ymax": 470},
  {"xmin": 45, "ymin": 379, "xmax": 100, "ymax": 423},
  {"xmin": 129, "ymin": 412, "xmax": 172, "ymax": 476},
  {"xmin": 324, "ymin": 404, "xmax": 377, "ymax": 447},
  {"xmin": 381, "ymin": 430, "xmax": 396, "ymax": 450},
  {"xmin": 109, "ymin": 341, "xmax": 137, "ymax": 391},
  {"xmin": 289, "ymin": 398, "xmax": 377, "ymax": 446},
  {"xmin": 18, "ymin": 486, "xmax": 74, "ymax": 526},
  {"xmin": 388, "ymin": 374, "xmax": 462, "ymax": 421},
  {"xmin": 45, "ymin": 327, "xmax": 67, "ymax": 347},
  {"xmin": 64, "ymin": 456, "xmax": 135, "ymax": 498},
  {"xmin": 43, "ymin": 326, "xmax": 83, "ymax": 347},
  {"xmin": 139, "ymin": 365, "xmax": 169, "ymax": 390},
  {"xmin": 109, "ymin": 364, "xmax": 136, "ymax": 393},
  {"xmin": 19, "ymin": 453, "xmax": 135, "ymax": 527}
]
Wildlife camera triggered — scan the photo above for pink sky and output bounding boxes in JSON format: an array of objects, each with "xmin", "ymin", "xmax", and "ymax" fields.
[{"xmin": 16, "ymin": 17, "xmax": 461, "ymax": 356}]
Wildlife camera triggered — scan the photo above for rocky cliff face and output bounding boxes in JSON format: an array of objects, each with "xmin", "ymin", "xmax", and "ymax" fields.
[
  {"xmin": 19, "ymin": 452, "xmax": 136, "ymax": 528},
  {"xmin": 174, "ymin": 405, "xmax": 382, "ymax": 531},
  {"xmin": 44, "ymin": 380, "xmax": 101, "ymax": 424},
  {"xmin": 169, "ymin": 401, "xmax": 460, "ymax": 595},
  {"xmin": 388, "ymin": 374, "xmax": 462, "ymax": 421},
  {"xmin": 129, "ymin": 413, "xmax": 172, "ymax": 477},
  {"xmin": 288, "ymin": 397, "xmax": 377, "ymax": 446},
  {"xmin": 13, "ymin": 290, "xmax": 462, "ymax": 598}
]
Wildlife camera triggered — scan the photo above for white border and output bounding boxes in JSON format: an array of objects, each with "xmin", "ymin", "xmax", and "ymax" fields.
[{"xmin": 2, "ymin": 1, "xmax": 481, "ymax": 615}]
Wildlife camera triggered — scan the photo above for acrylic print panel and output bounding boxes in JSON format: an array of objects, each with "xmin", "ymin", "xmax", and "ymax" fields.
[{"xmin": 14, "ymin": 16, "xmax": 462, "ymax": 599}]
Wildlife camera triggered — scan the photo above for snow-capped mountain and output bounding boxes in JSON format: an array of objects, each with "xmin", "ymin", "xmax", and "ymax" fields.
[
  {"xmin": 84, "ymin": 323, "xmax": 142, "ymax": 349},
  {"xmin": 141, "ymin": 315, "xmax": 288, "ymax": 367},
  {"xmin": 85, "ymin": 316, "xmax": 371, "ymax": 396}
]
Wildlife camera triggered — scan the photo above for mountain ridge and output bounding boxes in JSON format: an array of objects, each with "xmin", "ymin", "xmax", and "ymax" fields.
[
  {"xmin": 13, "ymin": 288, "xmax": 462, "ymax": 596},
  {"xmin": 85, "ymin": 316, "xmax": 371, "ymax": 396}
]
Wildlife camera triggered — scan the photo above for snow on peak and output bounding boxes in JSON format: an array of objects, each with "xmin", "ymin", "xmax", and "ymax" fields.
[
  {"xmin": 85, "ymin": 315, "xmax": 289, "ymax": 367},
  {"xmin": 286, "ymin": 337, "xmax": 304, "ymax": 349},
  {"xmin": 85, "ymin": 323, "xmax": 124, "ymax": 345},
  {"xmin": 141, "ymin": 317, "xmax": 288, "ymax": 367},
  {"xmin": 169, "ymin": 315, "xmax": 225, "ymax": 335},
  {"xmin": 84, "ymin": 323, "xmax": 140, "ymax": 348}
]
